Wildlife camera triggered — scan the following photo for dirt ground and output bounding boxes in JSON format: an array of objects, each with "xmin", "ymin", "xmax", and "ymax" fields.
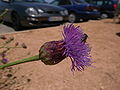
[{"xmin": 0, "ymin": 19, "xmax": 120, "ymax": 90}]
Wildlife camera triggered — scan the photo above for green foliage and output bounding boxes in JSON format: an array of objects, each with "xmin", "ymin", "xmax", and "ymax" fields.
[
  {"xmin": 0, "ymin": 35, "xmax": 30, "ymax": 90},
  {"xmin": 0, "ymin": 9, "xmax": 9, "ymax": 24},
  {"xmin": 0, "ymin": 35, "xmax": 27, "ymax": 64}
]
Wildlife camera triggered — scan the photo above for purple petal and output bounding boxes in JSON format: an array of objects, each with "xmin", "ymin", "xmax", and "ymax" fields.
[
  {"xmin": 63, "ymin": 24, "xmax": 92, "ymax": 71},
  {"xmin": 1, "ymin": 58, "xmax": 8, "ymax": 64}
]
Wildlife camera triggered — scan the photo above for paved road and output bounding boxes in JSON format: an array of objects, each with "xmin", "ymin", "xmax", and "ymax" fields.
[{"xmin": 0, "ymin": 24, "xmax": 15, "ymax": 34}]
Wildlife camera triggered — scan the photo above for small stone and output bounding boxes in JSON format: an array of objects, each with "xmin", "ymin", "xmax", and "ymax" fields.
[
  {"xmin": 100, "ymin": 86, "xmax": 104, "ymax": 90},
  {"xmin": 0, "ymin": 35, "xmax": 7, "ymax": 40},
  {"xmin": 21, "ymin": 43, "xmax": 27, "ymax": 49},
  {"xmin": 4, "ymin": 84, "xmax": 8, "ymax": 86},
  {"xmin": 27, "ymin": 79, "xmax": 31, "ymax": 82},
  {"xmin": 6, "ymin": 74, "xmax": 13, "ymax": 77}
]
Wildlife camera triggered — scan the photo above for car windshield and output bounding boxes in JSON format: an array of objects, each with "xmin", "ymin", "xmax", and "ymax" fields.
[
  {"xmin": 73, "ymin": 0, "xmax": 87, "ymax": 4},
  {"xmin": 14, "ymin": 0, "xmax": 46, "ymax": 2}
]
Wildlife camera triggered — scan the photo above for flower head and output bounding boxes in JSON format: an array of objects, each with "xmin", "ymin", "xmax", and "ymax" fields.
[
  {"xmin": 39, "ymin": 24, "xmax": 91, "ymax": 71},
  {"xmin": 62, "ymin": 24, "xmax": 91, "ymax": 71},
  {"xmin": 1, "ymin": 58, "xmax": 8, "ymax": 64}
]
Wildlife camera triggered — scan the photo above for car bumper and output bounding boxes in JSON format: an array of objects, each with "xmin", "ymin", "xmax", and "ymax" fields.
[
  {"xmin": 77, "ymin": 11, "xmax": 100, "ymax": 19},
  {"xmin": 20, "ymin": 16, "xmax": 68, "ymax": 27},
  {"xmin": 104, "ymin": 11, "xmax": 115, "ymax": 18}
]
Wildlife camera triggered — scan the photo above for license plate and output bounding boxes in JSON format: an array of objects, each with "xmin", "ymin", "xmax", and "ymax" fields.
[
  {"xmin": 48, "ymin": 16, "xmax": 63, "ymax": 21},
  {"xmin": 93, "ymin": 9, "xmax": 98, "ymax": 11}
]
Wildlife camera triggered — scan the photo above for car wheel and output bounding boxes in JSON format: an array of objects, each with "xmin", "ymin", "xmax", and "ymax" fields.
[
  {"xmin": 12, "ymin": 13, "xmax": 21, "ymax": 30},
  {"xmin": 100, "ymin": 13, "xmax": 108, "ymax": 19},
  {"xmin": 68, "ymin": 13, "xmax": 79, "ymax": 23}
]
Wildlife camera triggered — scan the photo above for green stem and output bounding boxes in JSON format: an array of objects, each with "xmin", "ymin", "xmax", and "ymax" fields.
[
  {"xmin": 0, "ymin": 9, "xmax": 8, "ymax": 18},
  {"xmin": 0, "ymin": 55, "xmax": 41, "ymax": 69},
  {"xmin": 0, "ymin": 46, "xmax": 22, "ymax": 49}
]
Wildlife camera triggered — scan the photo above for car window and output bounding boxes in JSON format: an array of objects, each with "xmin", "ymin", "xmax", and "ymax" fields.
[
  {"xmin": 47, "ymin": 0, "xmax": 59, "ymax": 5},
  {"xmin": 51, "ymin": 1, "xmax": 59, "ymax": 5},
  {"xmin": 118, "ymin": 0, "xmax": 120, "ymax": 4},
  {"xmin": 14, "ymin": 0, "xmax": 23, "ymax": 2},
  {"xmin": 44, "ymin": 0, "xmax": 54, "ymax": 3},
  {"xmin": 14, "ymin": 0, "xmax": 46, "ymax": 2},
  {"xmin": 73, "ymin": 0, "xmax": 87, "ymax": 4},
  {"xmin": 59, "ymin": 0, "xmax": 71, "ymax": 5},
  {"xmin": 104, "ymin": 0, "xmax": 112, "ymax": 5},
  {"xmin": 96, "ymin": 1, "xmax": 103, "ymax": 5},
  {"xmin": 1, "ymin": 0, "xmax": 11, "ymax": 2}
]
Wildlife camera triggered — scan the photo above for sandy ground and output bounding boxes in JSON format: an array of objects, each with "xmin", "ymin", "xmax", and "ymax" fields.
[{"xmin": 0, "ymin": 19, "xmax": 120, "ymax": 90}]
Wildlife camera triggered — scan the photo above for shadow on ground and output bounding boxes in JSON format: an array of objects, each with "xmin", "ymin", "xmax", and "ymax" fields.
[
  {"xmin": 1, "ymin": 19, "xmax": 92, "ymax": 34},
  {"xmin": 3, "ymin": 22, "xmax": 63, "ymax": 31}
]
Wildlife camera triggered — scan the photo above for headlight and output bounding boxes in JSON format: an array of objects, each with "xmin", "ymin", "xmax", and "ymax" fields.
[
  {"xmin": 25, "ymin": 8, "xmax": 38, "ymax": 17},
  {"xmin": 64, "ymin": 10, "xmax": 68, "ymax": 15},
  {"xmin": 60, "ymin": 10, "xmax": 68, "ymax": 15},
  {"xmin": 38, "ymin": 9, "xmax": 44, "ymax": 14},
  {"xmin": 60, "ymin": 11, "xmax": 64, "ymax": 15}
]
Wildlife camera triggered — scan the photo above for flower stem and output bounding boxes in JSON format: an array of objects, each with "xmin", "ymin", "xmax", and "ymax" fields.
[
  {"xmin": 0, "ymin": 55, "xmax": 41, "ymax": 69},
  {"xmin": 0, "ymin": 46, "xmax": 22, "ymax": 49}
]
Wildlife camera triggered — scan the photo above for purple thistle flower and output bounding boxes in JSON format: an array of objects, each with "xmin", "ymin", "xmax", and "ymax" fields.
[
  {"xmin": 1, "ymin": 58, "xmax": 8, "ymax": 64},
  {"xmin": 39, "ymin": 24, "xmax": 91, "ymax": 71},
  {"xmin": 62, "ymin": 24, "xmax": 91, "ymax": 71}
]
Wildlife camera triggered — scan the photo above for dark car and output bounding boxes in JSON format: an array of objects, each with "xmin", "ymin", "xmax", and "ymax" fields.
[
  {"xmin": 45, "ymin": 0, "xmax": 100, "ymax": 23},
  {"xmin": 116, "ymin": 0, "xmax": 120, "ymax": 14},
  {"xmin": 0, "ymin": 0, "xmax": 68, "ymax": 30},
  {"xmin": 86, "ymin": 0, "xmax": 117, "ymax": 18}
]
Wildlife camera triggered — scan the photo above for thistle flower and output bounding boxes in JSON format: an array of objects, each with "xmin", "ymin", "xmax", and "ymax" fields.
[
  {"xmin": 40, "ymin": 24, "xmax": 91, "ymax": 71},
  {"xmin": 0, "ymin": 24, "xmax": 92, "ymax": 72},
  {"xmin": 1, "ymin": 58, "xmax": 8, "ymax": 64},
  {"xmin": 62, "ymin": 24, "xmax": 91, "ymax": 71}
]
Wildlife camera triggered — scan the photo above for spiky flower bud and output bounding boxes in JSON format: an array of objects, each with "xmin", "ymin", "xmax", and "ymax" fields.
[{"xmin": 39, "ymin": 41, "xmax": 66, "ymax": 65}]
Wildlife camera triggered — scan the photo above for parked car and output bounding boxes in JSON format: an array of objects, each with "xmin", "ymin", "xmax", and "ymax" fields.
[
  {"xmin": 114, "ymin": 0, "xmax": 120, "ymax": 23},
  {"xmin": 45, "ymin": 0, "xmax": 100, "ymax": 23},
  {"xmin": 86, "ymin": 0, "xmax": 117, "ymax": 18},
  {"xmin": 0, "ymin": 0, "xmax": 68, "ymax": 30},
  {"xmin": 116, "ymin": 0, "xmax": 120, "ymax": 14}
]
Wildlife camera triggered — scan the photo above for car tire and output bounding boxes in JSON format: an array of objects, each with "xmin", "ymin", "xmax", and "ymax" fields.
[
  {"xmin": 12, "ymin": 13, "xmax": 21, "ymax": 31},
  {"xmin": 100, "ymin": 13, "xmax": 108, "ymax": 19},
  {"xmin": 68, "ymin": 13, "xmax": 79, "ymax": 23}
]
